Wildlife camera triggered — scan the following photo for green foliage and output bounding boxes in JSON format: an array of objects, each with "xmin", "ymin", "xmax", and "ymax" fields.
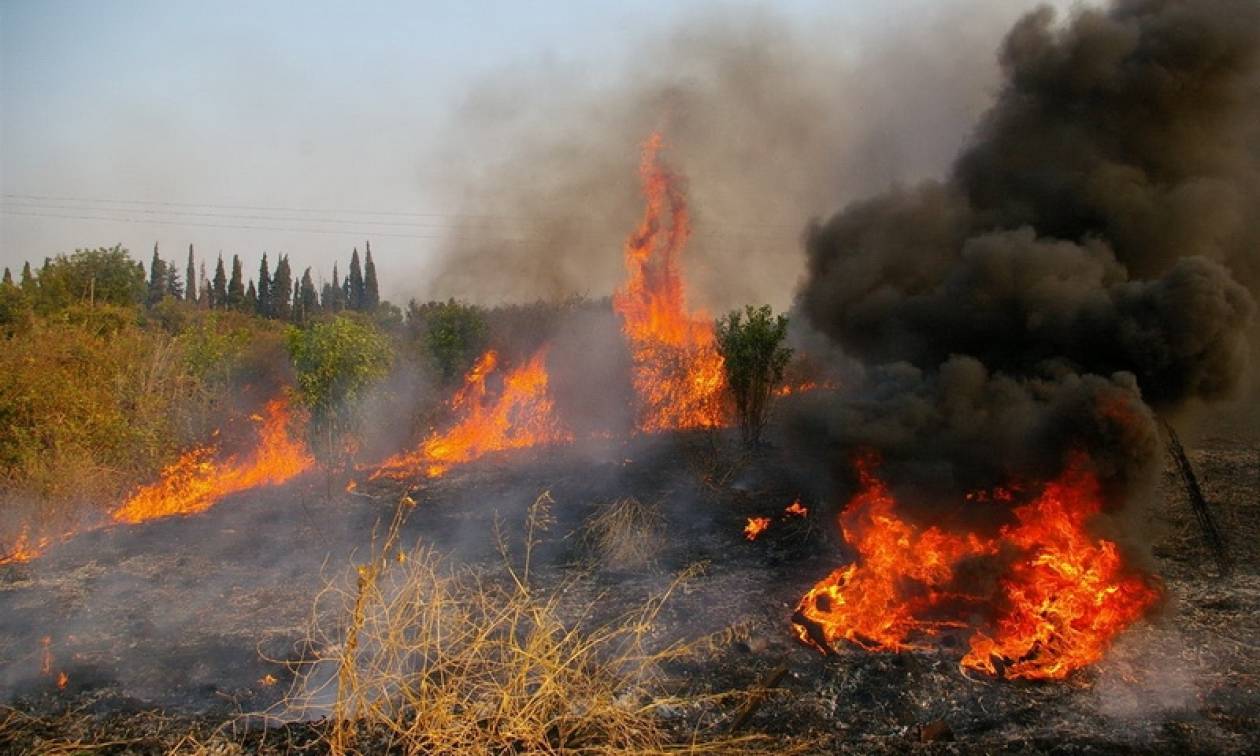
[
  {"xmin": 286, "ymin": 315, "xmax": 393, "ymax": 441},
  {"xmin": 0, "ymin": 316, "xmax": 202, "ymax": 503},
  {"xmin": 0, "ymin": 283, "xmax": 33, "ymax": 337},
  {"xmin": 715, "ymin": 305, "xmax": 792, "ymax": 446},
  {"xmin": 407, "ymin": 299, "xmax": 489, "ymax": 384},
  {"xmin": 33, "ymin": 245, "xmax": 145, "ymax": 313}
]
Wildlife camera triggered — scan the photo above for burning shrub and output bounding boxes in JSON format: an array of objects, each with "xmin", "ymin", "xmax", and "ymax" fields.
[
  {"xmin": 715, "ymin": 305, "xmax": 792, "ymax": 447},
  {"xmin": 285, "ymin": 494, "xmax": 768, "ymax": 754}
]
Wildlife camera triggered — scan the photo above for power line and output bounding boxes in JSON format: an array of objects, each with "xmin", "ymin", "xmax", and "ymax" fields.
[
  {"xmin": 1, "ymin": 204, "xmax": 799, "ymax": 244},
  {"xmin": 0, "ymin": 192, "xmax": 804, "ymax": 232}
]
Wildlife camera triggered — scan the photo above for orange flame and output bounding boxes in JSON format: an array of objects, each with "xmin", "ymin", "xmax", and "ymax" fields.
[
  {"xmin": 371, "ymin": 348, "xmax": 571, "ymax": 480},
  {"xmin": 960, "ymin": 463, "xmax": 1160, "ymax": 679},
  {"xmin": 785, "ymin": 499, "xmax": 809, "ymax": 517},
  {"xmin": 793, "ymin": 453, "xmax": 1158, "ymax": 679},
  {"xmin": 612, "ymin": 133, "xmax": 726, "ymax": 432},
  {"xmin": 112, "ymin": 398, "xmax": 314, "ymax": 524},
  {"xmin": 0, "ymin": 526, "xmax": 52, "ymax": 566},
  {"xmin": 744, "ymin": 517, "xmax": 771, "ymax": 541}
]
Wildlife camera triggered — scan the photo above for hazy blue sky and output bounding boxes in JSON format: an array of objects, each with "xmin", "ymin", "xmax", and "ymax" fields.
[{"xmin": 1, "ymin": 0, "xmax": 1079, "ymax": 301}]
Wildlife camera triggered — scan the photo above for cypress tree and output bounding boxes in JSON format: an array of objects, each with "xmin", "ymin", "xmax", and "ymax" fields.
[
  {"xmin": 299, "ymin": 267, "xmax": 319, "ymax": 324},
  {"xmin": 227, "ymin": 255, "xmax": 245, "ymax": 310},
  {"xmin": 257, "ymin": 253, "xmax": 272, "ymax": 317},
  {"xmin": 245, "ymin": 279, "xmax": 257, "ymax": 312},
  {"xmin": 347, "ymin": 247, "xmax": 364, "ymax": 311},
  {"xmin": 147, "ymin": 243, "xmax": 168, "ymax": 306},
  {"xmin": 19, "ymin": 261, "xmax": 34, "ymax": 293},
  {"xmin": 198, "ymin": 262, "xmax": 210, "ymax": 308},
  {"xmin": 165, "ymin": 261, "xmax": 183, "ymax": 299},
  {"xmin": 212, "ymin": 255, "xmax": 227, "ymax": 308},
  {"xmin": 329, "ymin": 263, "xmax": 343, "ymax": 312},
  {"xmin": 363, "ymin": 241, "xmax": 380, "ymax": 311},
  {"xmin": 185, "ymin": 245, "xmax": 197, "ymax": 302},
  {"xmin": 2, "ymin": 268, "xmax": 12, "ymax": 286},
  {"xmin": 272, "ymin": 255, "xmax": 292, "ymax": 321}
]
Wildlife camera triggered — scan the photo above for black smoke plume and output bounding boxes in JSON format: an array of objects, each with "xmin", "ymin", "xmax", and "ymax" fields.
[{"xmin": 797, "ymin": 0, "xmax": 1259, "ymax": 504}]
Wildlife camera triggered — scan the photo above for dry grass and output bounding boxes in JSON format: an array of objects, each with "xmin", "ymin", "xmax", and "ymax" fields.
[
  {"xmin": 280, "ymin": 491, "xmax": 779, "ymax": 754},
  {"xmin": 576, "ymin": 497, "xmax": 665, "ymax": 570}
]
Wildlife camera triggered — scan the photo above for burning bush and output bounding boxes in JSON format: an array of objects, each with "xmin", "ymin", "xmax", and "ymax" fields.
[{"xmin": 715, "ymin": 305, "xmax": 792, "ymax": 447}]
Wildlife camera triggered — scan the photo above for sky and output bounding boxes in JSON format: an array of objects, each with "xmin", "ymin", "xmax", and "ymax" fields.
[{"xmin": 0, "ymin": 0, "xmax": 1081, "ymax": 302}]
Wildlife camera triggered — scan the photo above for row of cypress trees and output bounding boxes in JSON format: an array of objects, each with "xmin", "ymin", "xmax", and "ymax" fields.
[{"xmin": 144, "ymin": 242, "xmax": 381, "ymax": 322}]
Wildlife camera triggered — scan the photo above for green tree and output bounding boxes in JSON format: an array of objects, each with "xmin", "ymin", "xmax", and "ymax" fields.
[
  {"xmin": 363, "ymin": 241, "xmax": 380, "ymax": 311},
  {"xmin": 164, "ymin": 260, "xmax": 183, "ymax": 300},
  {"xmin": 715, "ymin": 305, "xmax": 792, "ymax": 447},
  {"xmin": 185, "ymin": 245, "xmax": 197, "ymax": 303},
  {"xmin": 245, "ymin": 279, "xmax": 258, "ymax": 312},
  {"xmin": 19, "ymin": 261, "xmax": 35, "ymax": 294},
  {"xmin": 257, "ymin": 253, "xmax": 272, "ymax": 317},
  {"xmin": 212, "ymin": 255, "xmax": 227, "ymax": 308},
  {"xmin": 297, "ymin": 267, "xmax": 320, "ymax": 324},
  {"xmin": 0, "ymin": 284, "xmax": 33, "ymax": 337},
  {"xmin": 286, "ymin": 314, "xmax": 393, "ymax": 459},
  {"xmin": 227, "ymin": 255, "xmax": 245, "ymax": 310},
  {"xmin": 146, "ymin": 243, "xmax": 167, "ymax": 307},
  {"xmin": 408, "ymin": 298, "xmax": 489, "ymax": 384},
  {"xmin": 272, "ymin": 254, "xmax": 292, "ymax": 321},
  {"xmin": 347, "ymin": 247, "xmax": 365, "ymax": 311},
  {"xmin": 2, "ymin": 268, "xmax": 12, "ymax": 286},
  {"xmin": 35, "ymin": 245, "xmax": 145, "ymax": 313}
]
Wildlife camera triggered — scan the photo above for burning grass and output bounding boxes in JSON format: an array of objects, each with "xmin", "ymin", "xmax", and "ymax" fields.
[{"xmin": 279, "ymin": 493, "xmax": 777, "ymax": 754}]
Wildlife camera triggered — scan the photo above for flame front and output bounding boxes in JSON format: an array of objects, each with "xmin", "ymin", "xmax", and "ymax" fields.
[
  {"xmin": 792, "ymin": 454, "xmax": 1159, "ymax": 679},
  {"xmin": 112, "ymin": 398, "xmax": 314, "ymax": 524},
  {"xmin": 612, "ymin": 133, "xmax": 726, "ymax": 432},
  {"xmin": 371, "ymin": 348, "xmax": 571, "ymax": 480}
]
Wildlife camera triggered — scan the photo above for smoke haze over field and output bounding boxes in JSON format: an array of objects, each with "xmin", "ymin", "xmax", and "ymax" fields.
[
  {"xmin": 795, "ymin": 0, "xmax": 1260, "ymax": 503},
  {"xmin": 387, "ymin": 1, "xmax": 1084, "ymax": 310}
]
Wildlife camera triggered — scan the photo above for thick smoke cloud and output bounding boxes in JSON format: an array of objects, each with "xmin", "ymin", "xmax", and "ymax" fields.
[{"xmin": 797, "ymin": 0, "xmax": 1259, "ymax": 500}]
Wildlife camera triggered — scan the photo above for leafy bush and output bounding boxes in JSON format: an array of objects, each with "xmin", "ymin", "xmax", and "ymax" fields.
[
  {"xmin": 33, "ymin": 245, "xmax": 145, "ymax": 314},
  {"xmin": 405, "ymin": 299, "xmax": 489, "ymax": 384},
  {"xmin": 715, "ymin": 305, "xmax": 793, "ymax": 446},
  {"xmin": 286, "ymin": 314, "xmax": 393, "ymax": 455}
]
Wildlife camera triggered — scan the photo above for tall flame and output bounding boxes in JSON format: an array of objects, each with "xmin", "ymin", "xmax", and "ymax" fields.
[
  {"xmin": 112, "ymin": 397, "xmax": 314, "ymax": 524},
  {"xmin": 371, "ymin": 348, "xmax": 571, "ymax": 480},
  {"xmin": 612, "ymin": 133, "xmax": 726, "ymax": 432},
  {"xmin": 793, "ymin": 453, "xmax": 1159, "ymax": 679}
]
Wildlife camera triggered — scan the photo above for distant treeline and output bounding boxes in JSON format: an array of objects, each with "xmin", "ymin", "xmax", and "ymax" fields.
[{"xmin": 1, "ymin": 241, "xmax": 387, "ymax": 328}]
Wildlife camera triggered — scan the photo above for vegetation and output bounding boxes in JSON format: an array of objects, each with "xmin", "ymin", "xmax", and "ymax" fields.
[
  {"xmin": 405, "ymin": 298, "xmax": 490, "ymax": 383},
  {"xmin": 286, "ymin": 493, "xmax": 769, "ymax": 755},
  {"xmin": 715, "ymin": 305, "xmax": 792, "ymax": 446},
  {"xmin": 286, "ymin": 314, "xmax": 394, "ymax": 460},
  {"xmin": 0, "ymin": 242, "xmax": 399, "ymax": 546}
]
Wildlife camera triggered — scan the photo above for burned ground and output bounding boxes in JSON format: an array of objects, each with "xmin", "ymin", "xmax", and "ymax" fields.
[{"xmin": 1, "ymin": 404, "xmax": 1257, "ymax": 754}]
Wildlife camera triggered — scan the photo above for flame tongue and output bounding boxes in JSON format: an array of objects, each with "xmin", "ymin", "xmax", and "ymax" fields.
[
  {"xmin": 372, "ymin": 348, "xmax": 571, "ymax": 480},
  {"xmin": 793, "ymin": 454, "xmax": 1159, "ymax": 679},
  {"xmin": 112, "ymin": 397, "xmax": 314, "ymax": 524},
  {"xmin": 960, "ymin": 463, "xmax": 1160, "ymax": 679},
  {"xmin": 613, "ymin": 133, "xmax": 726, "ymax": 432}
]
